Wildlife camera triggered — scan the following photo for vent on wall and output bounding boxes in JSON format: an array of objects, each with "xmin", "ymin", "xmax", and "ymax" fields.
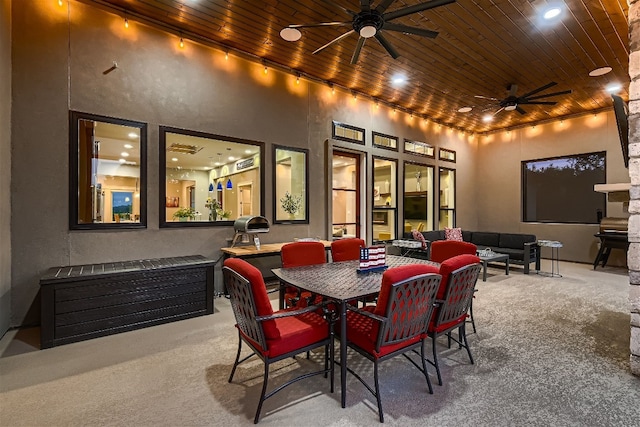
[{"xmin": 167, "ymin": 143, "xmax": 203, "ymax": 155}]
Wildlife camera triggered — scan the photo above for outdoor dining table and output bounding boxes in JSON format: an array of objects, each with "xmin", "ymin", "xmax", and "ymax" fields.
[{"xmin": 272, "ymin": 254, "xmax": 439, "ymax": 408}]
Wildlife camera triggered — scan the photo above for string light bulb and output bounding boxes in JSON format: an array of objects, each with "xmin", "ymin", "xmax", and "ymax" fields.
[
  {"xmin": 225, "ymin": 51, "xmax": 228, "ymax": 60},
  {"xmin": 331, "ymin": 84, "xmax": 335, "ymax": 95},
  {"xmin": 296, "ymin": 74, "xmax": 300, "ymax": 85},
  {"xmin": 58, "ymin": 0, "xmax": 63, "ymax": 6},
  {"xmin": 179, "ymin": 36, "xmax": 184, "ymax": 49},
  {"xmin": 264, "ymin": 65, "xmax": 268, "ymax": 74},
  {"xmin": 124, "ymin": 17, "xmax": 129, "ymax": 29}
]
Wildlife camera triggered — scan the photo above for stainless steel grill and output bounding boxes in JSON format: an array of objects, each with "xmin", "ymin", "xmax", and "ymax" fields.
[{"xmin": 599, "ymin": 217, "xmax": 628, "ymax": 233}]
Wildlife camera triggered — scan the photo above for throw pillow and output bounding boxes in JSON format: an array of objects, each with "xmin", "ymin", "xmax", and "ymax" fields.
[
  {"xmin": 445, "ymin": 227, "xmax": 463, "ymax": 241},
  {"xmin": 411, "ymin": 230, "xmax": 427, "ymax": 249}
]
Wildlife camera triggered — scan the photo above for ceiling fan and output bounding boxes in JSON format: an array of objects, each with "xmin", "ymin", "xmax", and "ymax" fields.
[
  {"xmin": 476, "ymin": 82, "xmax": 572, "ymax": 115},
  {"xmin": 280, "ymin": 0, "xmax": 456, "ymax": 64}
]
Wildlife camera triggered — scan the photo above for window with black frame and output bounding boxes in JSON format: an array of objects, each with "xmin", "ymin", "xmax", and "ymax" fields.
[
  {"xmin": 372, "ymin": 157, "xmax": 397, "ymax": 242},
  {"xmin": 69, "ymin": 111, "xmax": 147, "ymax": 230},
  {"xmin": 159, "ymin": 127, "xmax": 263, "ymax": 227},
  {"xmin": 274, "ymin": 146, "xmax": 308, "ymax": 223},
  {"xmin": 522, "ymin": 152, "xmax": 606, "ymax": 223},
  {"xmin": 403, "ymin": 162, "xmax": 434, "ymax": 233},
  {"xmin": 439, "ymin": 167, "xmax": 456, "ymax": 229}
]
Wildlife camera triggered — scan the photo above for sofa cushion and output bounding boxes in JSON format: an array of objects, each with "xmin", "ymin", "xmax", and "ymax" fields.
[
  {"xmin": 471, "ymin": 232, "xmax": 500, "ymax": 247},
  {"xmin": 422, "ymin": 230, "xmax": 445, "ymax": 242},
  {"xmin": 499, "ymin": 233, "xmax": 537, "ymax": 249},
  {"xmin": 462, "ymin": 230, "xmax": 472, "ymax": 242},
  {"xmin": 493, "ymin": 247, "xmax": 525, "ymax": 261},
  {"xmin": 445, "ymin": 227, "xmax": 463, "ymax": 241}
]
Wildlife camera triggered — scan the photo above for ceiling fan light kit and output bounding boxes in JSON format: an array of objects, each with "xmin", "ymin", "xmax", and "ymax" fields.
[{"xmin": 281, "ymin": 0, "xmax": 456, "ymax": 64}]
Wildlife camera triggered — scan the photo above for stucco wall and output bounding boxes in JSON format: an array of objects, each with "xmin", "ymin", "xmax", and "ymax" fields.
[
  {"xmin": 9, "ymin": 0, "xmax": 480, "ymax": 326},
  {"xmin": 476, "ymin": 113, "xmax": 629, "ymax": 265},
  {"xmin": 0, "ymin": 0, "xmax": 11, "ymax": 336}
]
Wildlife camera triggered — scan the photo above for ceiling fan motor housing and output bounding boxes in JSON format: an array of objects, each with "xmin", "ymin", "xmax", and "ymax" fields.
[{"xmin": 353, "ymin": 11, "xmax": 384, "ymax": 37}]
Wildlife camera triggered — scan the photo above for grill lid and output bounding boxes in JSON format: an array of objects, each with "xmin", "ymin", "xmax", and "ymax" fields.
[
  {"xmin": 233, "ymin": 215, "xmax": 270, "ymax": 234},
  {"xmin": 599, "ymin": 217, "xmax": 628, "ymax": 233}
]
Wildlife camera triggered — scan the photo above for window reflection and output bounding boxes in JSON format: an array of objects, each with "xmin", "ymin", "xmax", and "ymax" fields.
[
  {"xmin": 373, "ymin": 157, "xmax": 397, "ymax": 242},
  {"xmin": 70, "ymin": 112, "xmax": 146, "ymax": 229},
  {"xmin": 439, "ymin": 167, "xmax": 456, "ymax": 228},
  {"xmin": 403, "ymin": 162, "xmax": 434, "ymax": 233},
  {"xmin": 332, "ymin": 152, "xmax": 360, "ymax": 239},
  {"xmin": 274, "ymin": 146, "xmax": 308, "ymax": 223},
  {"xmin": 160, "ymin": 127, "xmax": 263, "ymax": 226}
]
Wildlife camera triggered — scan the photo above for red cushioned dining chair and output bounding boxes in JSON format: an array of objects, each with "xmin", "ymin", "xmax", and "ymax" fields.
[
  {"xmin": 223, "ymin": 258, "xmax": 334, "ymax": 424},
  {"xmin": 344, "ymin": 264, "xmax": 441, "ymax": 422},
  {"xmin": 280, "ymin": 241, "xmax": 327, "ymax": 307},
  {"xmin": 429, "ymin": 240, "xmax": 477, "ymax": 263},
  {"xmin": 330, "ymin": 238, "xmax": 365, "ymax": 262},
  {"xmin": 426, "ymin": 254, "xmax": 481, "ymax": 386}
]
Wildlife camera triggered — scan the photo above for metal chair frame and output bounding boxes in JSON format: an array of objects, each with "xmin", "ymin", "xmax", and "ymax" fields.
[
  {"xmin": 344, "ymin": 273, "xmax": 441, "ymax": 423},
  {"xmin": 224, "ymin": 266, "xmax": 335, "ymax": 424},
  {"xmin": 426, "ymin": 263, "xmax": 481, "ymax": 385}
]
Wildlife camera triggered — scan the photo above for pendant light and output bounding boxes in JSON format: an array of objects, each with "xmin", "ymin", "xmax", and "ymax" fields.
[{"xmin": 226, "ymin": 178, "xmax": 233, "ymax": 189}]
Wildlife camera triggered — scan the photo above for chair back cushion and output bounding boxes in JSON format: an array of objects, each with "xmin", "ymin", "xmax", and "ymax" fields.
[
  {"xmin": 223, "ymin": 258, "xmax": 279, "ymax": 340},
  {"xmin": 281, "ymin": 241, "xmax": 326, "ymax": 268},
  {"xmin": 430, "ymin": 240, "xmax": 477, "ymax": 263},
  {"xmin": 374, "ymin": 264, "xmax": 440, "ymax": 317},
  {"xmin": 437, "ymin": 254, "xmax": 480, "ymax": 299},
  {"xmin": 331, "ymin": 238, "xmax": 365, "ymax": 262}
]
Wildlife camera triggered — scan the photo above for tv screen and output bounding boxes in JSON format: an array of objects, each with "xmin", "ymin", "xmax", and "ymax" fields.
[
  {"xmin": 404, "ymin": 194, "xmax": 427, "ymax": 220},
  {"xmin": 611, "ymin": 94, "xmax": 629, "ymax": 168}
]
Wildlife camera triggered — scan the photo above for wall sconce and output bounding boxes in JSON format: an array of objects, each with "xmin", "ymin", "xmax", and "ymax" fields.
[{"xmin": 226, "ymin": 178, "xmax": 233, "ymax": 189}]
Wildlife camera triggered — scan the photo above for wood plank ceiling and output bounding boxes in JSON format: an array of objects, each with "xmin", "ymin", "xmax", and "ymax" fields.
[{"xmin": 84, "ymin": 0, "xmax": 629, "ymax": 133}]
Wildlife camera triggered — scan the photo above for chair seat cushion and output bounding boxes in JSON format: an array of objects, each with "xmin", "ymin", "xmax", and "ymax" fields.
[
  {"xmin": 266, "ymin": 311, "xmax": 329, "ymax": 358},
  {"xmin": 346, "ymin": 308, "xmax": 422, "ymax": 358},
  {"xmin": 429, "ymin": 313, "xmax": 466, "ymax": 334}
]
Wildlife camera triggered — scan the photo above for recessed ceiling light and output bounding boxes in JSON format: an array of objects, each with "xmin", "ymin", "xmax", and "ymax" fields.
[
  {"xmin": 280, "ymin": 27, "xmax": 301, "ymax": 42},
  {"xmin": 589, "ymin": 66, "xmax": 612, "ymax": 77},
  {"xmin": 124, "ymin": 144, "xmax": 133, "ymax": 149},
  {"xmin": 127, "ymin": 132, "xmax": 138, "ymax": 138},
  {"xmin": 228, "ymin": 156, "xmax": 235, "ymax": 161},
  {"xmin": 245, "ymin": 149, "xmax": 252, "ymax": 154},
  {"xmin": 605, "ymin": 83, "xmax": 622, "ymax": 93},
  {"xmin": 171, "ymin": 157, "xmax": 178, "ymax": 162},
  {"xmin": 482, "ymin": 114, "xmax": 494, "ymax": 123},
  {"xmin": 119, "ymin": 158, "xmax": 126, "ymax": 163},
  {"xmin": 457, "ymin": 107, "xmax": 472, "ymax": 113},
  {"xmin": 543, "ymin": 7, "xmax": 562, "ymax": 20},
  {"xmin": 120, "ymin": 152, "xmax": 129, "ymax": 157},
  {"xmin": 391, "ymin": 75, "xmax": 407, "ymax": 85}
]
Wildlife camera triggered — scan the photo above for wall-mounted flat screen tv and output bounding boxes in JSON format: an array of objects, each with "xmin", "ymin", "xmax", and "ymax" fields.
[{"xmin": 611, "ymin": 94, "xmax": 629, "ymax": 168}]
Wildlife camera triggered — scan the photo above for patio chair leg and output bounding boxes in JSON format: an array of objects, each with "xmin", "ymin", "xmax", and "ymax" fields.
[
  {"xmin": 461, "ymin": 324, "xmax": 474, "ymax": 365},
  {"xmin": 254, "ymin": 362, "xmax": 270, "ymax": 424},
  {"xmin": 373, "ymin": 360, "xmax": 384, "ymax": 423},
  {"xmin": 420, "ymin": 341, "xmax": 434, "ymax": 394},
  {"xmin": 469, "ymin": 296, "xmax": 477, "ymax": 333},
  {"xmin": 228, "ymin": 333, "xmax": 243, "ymax": 383},
  {"xmin": 432, "ymin": 335, "xmax": 442, "ymax": 386}
]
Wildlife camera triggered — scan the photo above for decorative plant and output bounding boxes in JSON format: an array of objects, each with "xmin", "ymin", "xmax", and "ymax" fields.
[
  {"xmin": 217, "ymin": 209, "xmax": 231, "ymax": 219},
  {"xmin": 172, "ymin": 206, "xmax": 196, "ymax": 220},
  {"xmin": 280, "ymin": 191, "xmax": 302, "ymax": 215}
]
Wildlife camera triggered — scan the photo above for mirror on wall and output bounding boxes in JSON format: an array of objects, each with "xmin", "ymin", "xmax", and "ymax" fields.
[
  {"xmin": 159, "ymin": 127, "xmax": 264, "ymax": 227},
  {"xmin": 69, "ymin": 111, "xmax": 147, "ymax": 230},
  {"xmin": 273, "ymin": 146, "xmax": 308, "ymax": 224}
]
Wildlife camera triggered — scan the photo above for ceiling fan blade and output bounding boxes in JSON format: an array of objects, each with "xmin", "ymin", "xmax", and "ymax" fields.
[
  {"xmin": 519, "ymin": 101, "xmax": 557, "ymax": 105},
  {"xmin": 508, "ymin": 84, "xmax": 518, "ymax": 97},
  {"xmin": 289, "ymin": 22, "xmax": 352, "ymax": 29},
  {"xmin": 376, "ymin": 0, "xmax": 396, "ymax": 13},
  {"xmin": 312, "ymin": 30, "xmax": 355, "ymax": 54},
  {"xmin": 383, "ymin": 22, "xmax": 438, "ymax": 38},
  {"xmin": 351, "ymin": 37, "xmax": 366, "ymax": 64},
  {"xmin": 375, "ymin": 32, "xmax": 400, "ymax": 59},
  {"xmin": 384, "ymin": 0, "xmax": 456, "ymax": 21},
  {"xmin": 475, "ymin": 95, "xmax": 499, "ymax": 100},
  {"xmin": 319, "ymin": 0, "xmax": 357, "ymax": 17},
  {"xmin": 493, "ymin": 106, "xmax": 505, "ymax": 115},
  {"xmin": 516, "ymin": 106, "xmax": 527, "ymax": 115},
  {"xmin": 519, "ymin": 81, "xmax": 557, "ymax": 99},
  {"xmin": 360, "ymin": 0, "xmax": 371, "ymax": 12},
  {"xmin": 524, "ymin": 89, "xmax": 572, "ymax": 101}
]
